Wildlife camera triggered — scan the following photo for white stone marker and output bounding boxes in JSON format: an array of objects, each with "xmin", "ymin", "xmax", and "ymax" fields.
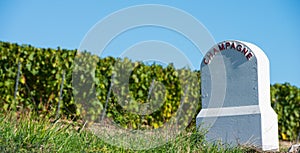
[{"xmin": 196, "ymin": 40, "xmax": 279, "ymax": 151}]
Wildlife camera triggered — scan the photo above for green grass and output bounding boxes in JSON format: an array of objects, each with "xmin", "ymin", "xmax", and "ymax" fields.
[{"xmin": 0, "ymin": 113, "xmax": 258, "ymax": 153}]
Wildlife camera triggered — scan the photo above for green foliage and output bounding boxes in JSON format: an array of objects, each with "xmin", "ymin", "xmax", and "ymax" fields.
[
  {"xmin": 0, "ymin": 42, "xmax": 76, "ymax": 118},
  {"xmin": 0, "ymin": 41, "xmax": 299, "ymax": 141},
  {"xmin": 271, "ymin": 83, "xmax": 300, "ymax": 141},
  {"xmin": 73, "ymin": 52, "xmax": 200, "ymax": 130},
  {"xmin": 0, "ymin": 41, "xmax": 200, "ymax": 131}
]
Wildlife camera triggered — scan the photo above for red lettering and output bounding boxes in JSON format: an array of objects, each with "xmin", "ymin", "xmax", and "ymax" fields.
[
  {"xmin": 213, "ymin": 48, "xmax": 219, "ymax": 55},
  {"xmin": 230, "ymin": 42, "xmax": 236, "ymax": 49},
  {"xmin": 246, "ymin": 52, "xmax": 253, "ymax": 60},
  {"xmin": 225, "ymin": 42, "xmax": 231, "ymax": 49},
  {"xmin": 206, "ymin": 52, "xmax": 214, "ymax": 60},
  {"xmin": 236, "ymin": 44, "xmax": 242, "ymax": 51},
  {"xmin": 242, "ymin": 47, "xmax": 248, "ymax": 55},
  {"xmin": 218, "ymin": 44, "xmax": 225, "ymax": 51},
  {"xmin": 204, "ymin": 58, "xmax": 210, "ymax": 64}
]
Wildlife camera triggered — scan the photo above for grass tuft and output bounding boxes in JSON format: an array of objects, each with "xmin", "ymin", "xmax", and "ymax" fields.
[{"xmin": 0, "ymin": 112, "xmax": 261, "ymax": 153}]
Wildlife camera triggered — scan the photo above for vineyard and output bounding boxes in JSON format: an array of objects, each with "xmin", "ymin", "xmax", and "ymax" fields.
[{"xmin": 0, "ymin": 41, "xmax": 299, "ymax": 141}]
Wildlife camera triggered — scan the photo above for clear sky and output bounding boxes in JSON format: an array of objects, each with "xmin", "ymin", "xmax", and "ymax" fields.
[{"xmin": 0, "ymin": 0, "xmax": 299, "ymax": 86}]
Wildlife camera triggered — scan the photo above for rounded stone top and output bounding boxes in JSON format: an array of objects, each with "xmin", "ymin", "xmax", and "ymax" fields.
[{"xmin": 200, "ymin": 40, "xmax": 270, "ymax": 108}]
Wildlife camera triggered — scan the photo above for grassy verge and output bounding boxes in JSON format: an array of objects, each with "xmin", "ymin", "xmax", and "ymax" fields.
[{"xmin": 0, "ymin": 113, "xmax": 258, "ymax": 153}]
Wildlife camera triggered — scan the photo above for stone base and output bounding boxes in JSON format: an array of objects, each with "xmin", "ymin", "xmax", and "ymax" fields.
[{"xmin": 196, "ymin": 105, "xmax": 279, "ymax": 151}]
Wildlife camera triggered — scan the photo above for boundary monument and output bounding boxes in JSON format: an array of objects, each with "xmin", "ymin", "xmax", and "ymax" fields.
[{"xmin": 196, "ymin": 40, "xmax": 279, "ymax": 151}]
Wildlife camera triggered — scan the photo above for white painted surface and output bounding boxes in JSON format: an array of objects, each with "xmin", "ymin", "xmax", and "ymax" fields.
[
  {"xmin": 196, "ymin": 40, "xmax": 279, "ymax": 151},
  {"xmin": 197, "ymin": 105, "xmax": 260, "ymax": 117}
]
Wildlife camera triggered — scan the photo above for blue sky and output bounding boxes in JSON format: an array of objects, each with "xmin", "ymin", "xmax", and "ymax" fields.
[{"xmin": 0, "ymin": 1, "xmax": 299, "ymax": 86}]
